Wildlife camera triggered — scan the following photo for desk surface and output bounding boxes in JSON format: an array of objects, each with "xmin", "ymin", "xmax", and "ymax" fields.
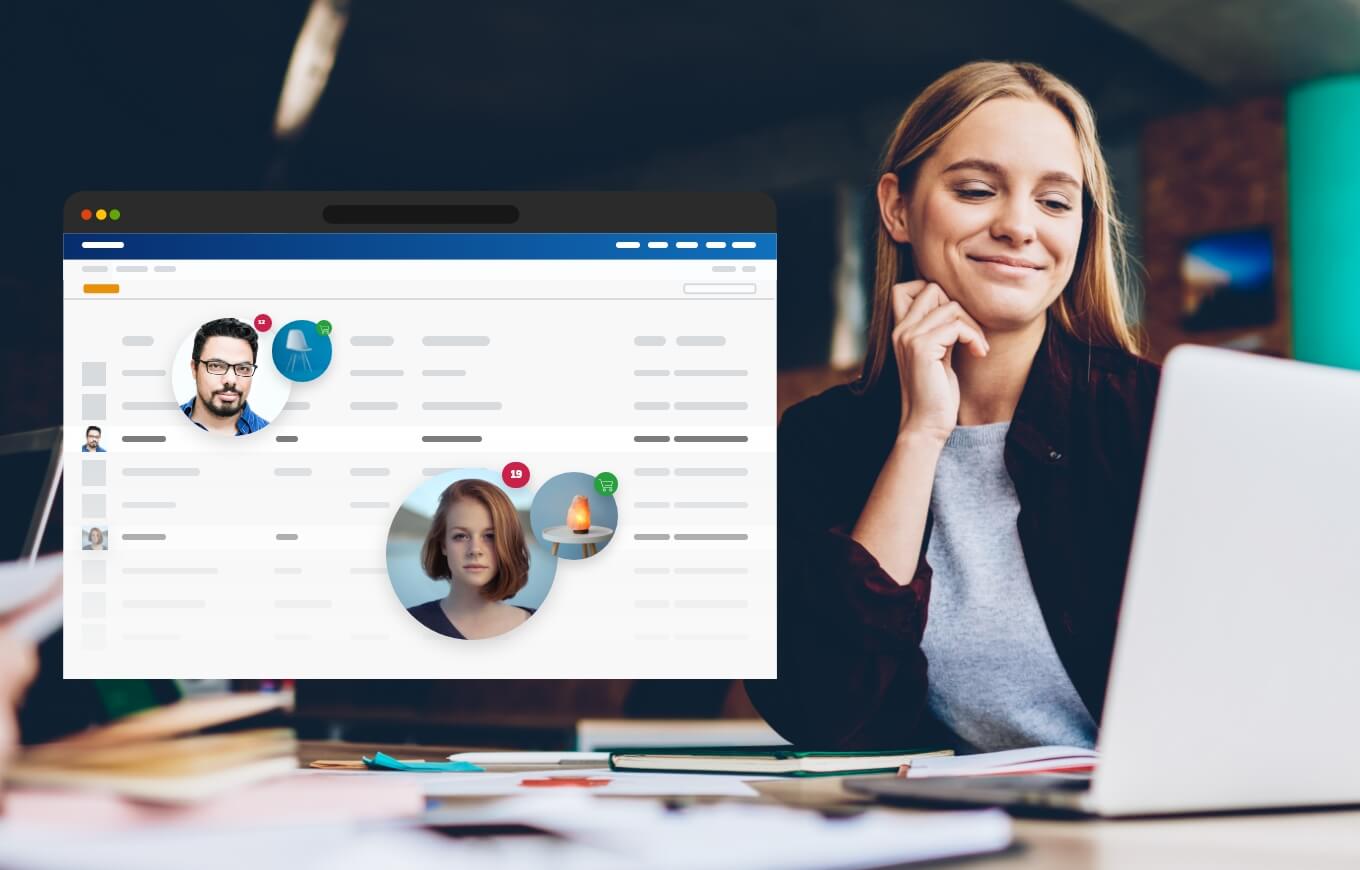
[{"xmin": 300, "ymin": 741, "xmax": 1360, "ymax": 869}]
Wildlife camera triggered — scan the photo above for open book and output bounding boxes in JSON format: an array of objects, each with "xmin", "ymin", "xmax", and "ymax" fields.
[
  {"xmin": 904, "ymin": 745, "xmax": 1097, "ymax": 778},
  {"xmin": 8, "ymin": 692, "xmax": 295, "ymax": 803}
]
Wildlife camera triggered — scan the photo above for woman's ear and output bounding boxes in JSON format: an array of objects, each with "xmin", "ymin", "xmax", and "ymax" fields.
[{"xmin": 876, "ymin": 172, "xmax": 912, "ymax": 245}]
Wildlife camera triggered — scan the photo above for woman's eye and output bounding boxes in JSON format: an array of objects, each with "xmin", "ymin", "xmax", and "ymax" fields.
[
  {"xmin": 451, "ymin": 533, "xmax": 467, "ymax": 541},
  {"xmin": 1041, "ymin": 199, "xmax": 1073, "ymax": 212},
  {"xmin": 956, "ymin": 187, "xmax": 992, "ymax": 200}
]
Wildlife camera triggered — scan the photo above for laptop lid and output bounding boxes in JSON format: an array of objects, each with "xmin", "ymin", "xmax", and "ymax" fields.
[
  {"xmin": 1092, "ymin": 346, "xmax": 1360, "ymax": 816},
  {"xmin": 0, "ymin": 426, "xmax": 63, "ymax": 562}
]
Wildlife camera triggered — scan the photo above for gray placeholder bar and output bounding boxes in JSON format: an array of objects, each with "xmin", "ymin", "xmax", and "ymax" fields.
[
  {"xmin": 274, "ymin": 567, "xmax": 303, "ymax": 575},
  {"xmin": 123, "ymin": 567, "xmax": 217, "ymax": 575},
  {"xmin": 122, "ymin": 369, "xmax": 166, "ymax": 377},
  {"xmin": 676, "ymin": 336, "xmax": 726, "ymax": 346},
  {"xmin": 275, "ymin": 468, "xmax": 312, "ymax": 477},
  {"xmin": 634, "ymin": 567, "xmax": 670, "ymax": 575},
  {"xmin": 675, "ymin": 533, "xmax": 748, "ymax": 541},
  {"xmin": 123, "ymin": 402, "xmax": 180, "ymax": 411},
  {"xmin": 634, "ymin": 533, "xmax": 671, "ymax": 541},
  {"xmin": 351, "ymin": 369, "xmax": 404, "ymax": 377},
  {"xmin": 122, "ymin": 502, "xmax": 176, "ymax": 509},
  {"xmin": 423, "ymin": 468, "xmax": 454, "ymax": 476},
  {"xmin": 676, "ymin": 502, "xmax": 748, "ymax": 509},
  {"xmin": 675, "ymin": 402, "xmax": 747, "ymax": 411},
  {"xmin": 116, "ymin": 265, "xmax": 148, "ymax": 273},
  {"xmin": 634, "ymin": 600, "xmax": 670, "ymax": 609},
  {"xmin": 124, "ymin": 467, "xmax": 199, "ymax": 477},
  {"xmin": 423, "ymin": 335, "xmax": 490, "ymax": 346},
  {"xmin": 676, "ymin": 467, "xmax": 748, "ymax": 477},
  {"xmin": 634, "ymin": 435, "xmax": 670, "ymax": 442},
  {"xmin": 82, "ymin": 265, "xmax": 108, "ymax": 272},
  {"xmin": 676, "ymin": 567, "xmax": 750, "ymax": 575},
  {"xmin": 276, "ymin": 533, "xmax": 299, "ymax": 541},
  {"xmin": 275, "ymin": 435, "xmax": 299, "ymax": 442},
  {"xmin": 674, "ymin": 370, "xmax": 747, "ymax": 377},
  {"xmin": 121, "ymin": 435, "xmax": 166, "ymax": 443},
  {"xmin": 122, "ymin": 533, "xmax": 167, "ymax": 541},
  {"xmin": 675, "ymin": 435, "xmax": 748, "ymax": 443},
  {"xmin": 422, "ymin": 369, "xmax": 467, "ymax": 377},
  {"xmin": 422, "ymin": 435, "xmax": 482, "ymax": 442},
  {"xmin": 634, "ymin": 467, "xmax": 670, "ymax": 476},
  {"xmin": 350, "ymin": 467, "xmax": 390, "ymax": 476},
  {"xmin": 351, "ymin": 501, "xmax": 390, "ymax": 509},
  {"xmin": 154, "ymin": 265, "xmax": 177, "ymax": 273},
  {"xmin": 675, "ymin": 600, "xmax": 748, "ymax": 609},
  {"xmin": 634, "ymin": 502, "xmax": 670, "ymax": 509},
  {"xmin": 352, "ymin": 402, "xmax": 398, "ymax": 411},
  {"xmin": 284, "ymin": 402, "xmax": 310, "ymax": 411},
  {"xmin": 122, "ymin": 336, "xmax": 154, "ymax": 346},
  {"xmin": 634, "ymin": 402, "xmax": 669, "ymax": 411},
  {"xmin": 351, "ymin": 336, "xmax": 394, "ymax": 346},
  {"xmin": 124, "ymin": 600, "xmax": 206, "ymax": 609},
  {"xmin": 634, "ymin": 370, "xmax": 669, "ymax": 377},
  {"xmin": 423, "ymin": 402, "xmax": 502, "ymax": 411},
  {"xmin": 634, "ymin": 336, "xmax": 665, "ymax": 346}
]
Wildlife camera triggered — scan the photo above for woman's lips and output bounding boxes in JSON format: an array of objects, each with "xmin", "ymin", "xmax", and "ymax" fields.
[{"xmin": 968, "ymin": 255, "xmax": 1043, "ymax": 277}]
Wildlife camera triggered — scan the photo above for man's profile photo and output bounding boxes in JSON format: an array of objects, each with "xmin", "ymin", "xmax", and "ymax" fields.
[
  {"xmin": 180, "ymin": 318, "xmax": 271, "ymax": 436},
  {"xmin": 81, "ymin": 425, "xmax": 106, "ymax": 452}
]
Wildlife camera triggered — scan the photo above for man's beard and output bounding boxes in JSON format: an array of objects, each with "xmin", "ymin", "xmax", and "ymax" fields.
[{"xmin": 201, "ymin": 386, "xmax": 245, "ymax": 418}]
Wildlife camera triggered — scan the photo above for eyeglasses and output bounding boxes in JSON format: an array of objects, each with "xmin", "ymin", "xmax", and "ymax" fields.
[{"xmin": 195, "ymin": 358, "xmax": 258, "ymax": 377}]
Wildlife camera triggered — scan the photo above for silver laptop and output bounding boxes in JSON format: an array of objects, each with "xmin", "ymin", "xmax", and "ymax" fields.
[{"xmin": 851, "ymin": 345, "xmax": 1360, "ymax": 816}]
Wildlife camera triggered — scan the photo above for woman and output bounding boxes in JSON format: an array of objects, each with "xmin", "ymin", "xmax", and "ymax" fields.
[
  {"xmin": 83, "ymin": 527, "xmax": 105, "ymax": 551},
  {"xmin": 406, "ymin": 479, "xmax": 535, "ymax": 640},
  {"xmin": 747, "ymin": 61, "xmax": 1159, "ymax": 753}
]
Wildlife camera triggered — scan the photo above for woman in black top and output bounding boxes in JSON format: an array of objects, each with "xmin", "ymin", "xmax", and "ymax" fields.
[
  {"xmin": 406, "ymin": 479, "xmax": 535, "ymax": 640},
  {"xmin": 746, "ymin": 61, "xmax": 1159, "ymax": 749}
]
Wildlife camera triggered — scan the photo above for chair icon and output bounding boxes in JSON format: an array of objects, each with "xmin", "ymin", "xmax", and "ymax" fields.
[{"xmin": 284, "ymin": 329, "xmax": 313, "ymax": 374}]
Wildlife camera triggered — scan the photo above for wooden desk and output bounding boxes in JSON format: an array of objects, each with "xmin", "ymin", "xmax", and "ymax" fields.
[{"xmin": 300, "ymin": 741, "xmax": 1360, "ymax": 869}]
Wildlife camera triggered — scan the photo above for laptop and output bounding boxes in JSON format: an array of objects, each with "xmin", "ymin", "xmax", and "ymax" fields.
[
  {"xmin": 849, "ymin": 345, "xmax": 1360, "ymax": 817},
  {"xmin": 0, "ymin": 426, "xmax": 63, "ymax": 562}
]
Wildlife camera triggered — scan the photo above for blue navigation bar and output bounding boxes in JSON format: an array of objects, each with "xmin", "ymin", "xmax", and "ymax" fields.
[{"xmin": 64, "ymin": 233, "xmax": 777, "ymax": 260}]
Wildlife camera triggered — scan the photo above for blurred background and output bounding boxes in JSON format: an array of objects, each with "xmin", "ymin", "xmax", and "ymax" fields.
[{"xmin": 6, "ymin": 0, "xmax": 1360, "ymax": 743}]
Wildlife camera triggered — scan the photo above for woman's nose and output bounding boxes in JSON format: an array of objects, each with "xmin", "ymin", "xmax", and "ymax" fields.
[{"xmin": 990, "ymin": 198, "xmax": 1037, "ymax": 245}]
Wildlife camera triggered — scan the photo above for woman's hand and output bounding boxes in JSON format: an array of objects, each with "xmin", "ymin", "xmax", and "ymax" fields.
[{"xmin": 889, "ymin": 280, "xmax": 989, "ymax": 443}]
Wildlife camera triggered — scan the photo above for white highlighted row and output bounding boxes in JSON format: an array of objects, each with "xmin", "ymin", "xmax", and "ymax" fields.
[{"xmin": 614, "ymin": 240, "xmax": 759, "ymax": 250}]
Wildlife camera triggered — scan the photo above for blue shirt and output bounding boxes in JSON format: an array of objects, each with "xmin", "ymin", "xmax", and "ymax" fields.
[
  {"xmin": 81, "ymin": 444, "xmax": 106, "ymax": 452},
  {"xmin": 180, "ymin": 398, "xmax": 269, "ymax": 436}
]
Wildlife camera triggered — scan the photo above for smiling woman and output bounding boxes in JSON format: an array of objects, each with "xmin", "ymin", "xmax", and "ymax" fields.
[{"xmin": 748, "ymin": 61, "xmax": 1161, "ymax": 753}]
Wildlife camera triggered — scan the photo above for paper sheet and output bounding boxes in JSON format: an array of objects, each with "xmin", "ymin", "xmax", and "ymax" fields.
[{"xmin": 421, "ymin": 767, "xmax": 761, "ymax": 797}]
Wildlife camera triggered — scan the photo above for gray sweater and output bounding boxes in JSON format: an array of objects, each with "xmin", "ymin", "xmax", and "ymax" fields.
[{"xmin": 920, "ymin": 422, "xmax": 1096, "ymax": 753}]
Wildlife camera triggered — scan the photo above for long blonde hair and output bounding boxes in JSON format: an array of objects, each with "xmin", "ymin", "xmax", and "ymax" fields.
[{"xmin": 859, "ymin": 60, "xmax": 1140, "ymax": 392}]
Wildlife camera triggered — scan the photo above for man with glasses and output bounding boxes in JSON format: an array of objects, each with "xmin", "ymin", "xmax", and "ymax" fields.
[{"xmin": 181, "ymin": 317, "xmax": 270, "ymax": 436}]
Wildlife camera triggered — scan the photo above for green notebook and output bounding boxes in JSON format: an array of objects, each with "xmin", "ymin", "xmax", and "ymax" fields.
[{"xmin": 608, "ymin": 746, "xmax": 953, "ymax": 777}]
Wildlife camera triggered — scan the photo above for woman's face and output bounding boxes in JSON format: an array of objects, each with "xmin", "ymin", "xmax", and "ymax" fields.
[
  {"xmin": 885, "ymin": 97, "xmax": 1086, "ymax": 333},
  {"xmin": 89, "ymin": 528, "xmax": 103, "ymax": 546},
  {"xmin": 440, "ymin": 498, "xmax": 499, "ymax": 590}
]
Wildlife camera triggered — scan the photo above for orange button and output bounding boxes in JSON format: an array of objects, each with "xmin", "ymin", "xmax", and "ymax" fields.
[{"xmin": 83, "ymin": 284, "xmax": 120, "ymax": 294}]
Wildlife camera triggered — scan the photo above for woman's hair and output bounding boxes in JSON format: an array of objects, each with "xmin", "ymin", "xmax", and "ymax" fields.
[
  {"xmin": 859, "ymin": 60, "xmax": 1141, "ymax": 392},
  {"xmin": 88, "ymin": 527, "xmax": 103, "ymax": 545},
  {"xmin": 420, "ymin": 479, "xmax": 529, "ymax": 601}
]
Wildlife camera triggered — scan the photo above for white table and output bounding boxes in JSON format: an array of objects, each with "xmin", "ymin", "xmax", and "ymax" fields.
[{"xmin": 541, "ymin": 525, "xmax": 614, "ymax": 558}]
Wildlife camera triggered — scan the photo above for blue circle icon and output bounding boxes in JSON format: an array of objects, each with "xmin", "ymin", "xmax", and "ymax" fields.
[{"xmin": 271, "ymin": 320, "xmax": 334, "ymax": 382}]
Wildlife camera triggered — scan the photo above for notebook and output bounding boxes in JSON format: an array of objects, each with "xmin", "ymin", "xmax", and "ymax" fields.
[{"xmin": 609, "ymin": 746, "xmax": 953, "ymax": 776}]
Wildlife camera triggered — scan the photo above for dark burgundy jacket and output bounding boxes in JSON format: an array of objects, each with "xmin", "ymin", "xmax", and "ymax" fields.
[{"xmin": 746, "ymin": 321, "xmax": 1161, "ymax": 750}]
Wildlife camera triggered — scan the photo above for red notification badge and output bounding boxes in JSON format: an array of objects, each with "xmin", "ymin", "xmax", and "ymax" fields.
[
  {"xmin": 254, "ymin": 314, "xmax": 273, "ymax": 332},
  {"xmin": 502, "ymin": 462, "xmax": 530, "ymax": 488}
]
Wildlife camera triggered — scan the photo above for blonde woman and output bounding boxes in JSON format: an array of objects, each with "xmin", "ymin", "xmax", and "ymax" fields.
[{"xmin": 748, "ymin": 61, "xmax": 1159, "ymax": 753}]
